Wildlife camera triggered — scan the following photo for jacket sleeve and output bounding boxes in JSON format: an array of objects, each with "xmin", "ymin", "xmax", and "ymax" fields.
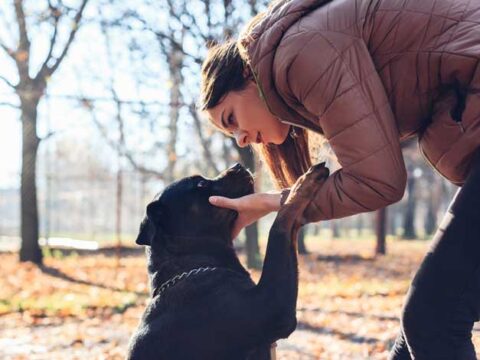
[{"xmin": 278, "ymin": 31, "xmax": 407, "ymax": 221}]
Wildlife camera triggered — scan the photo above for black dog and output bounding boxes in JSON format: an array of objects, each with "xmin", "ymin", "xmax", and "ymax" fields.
[{"xmin": 127, "ymin": 162, "xmax": 329, "ymax": 359}]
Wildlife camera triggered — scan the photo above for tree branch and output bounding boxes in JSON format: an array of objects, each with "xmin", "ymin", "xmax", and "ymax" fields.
[
  {"xmin": 0, "ymin": 40, "xmax": 16, "ymax": 60},
  {"xmin": 41, "ymin": 0, "xmax": 89, "ymax": 79},
  {"xmin": 0, "ymin": 75, "xmax": 17, "ymax": 89},
  {"xmin": 88, "ymin": 104, "xmax": 164, "ymax": 179},
  {"xmin": 37, "ymin": 2, "xmax": 61, "ymax": 78},
  {"xmin": 115, "ymin": 13, "xmax": 203, "ymax": 65},
  {"xmin": 152, "ymin": 29, "xmax": 203, "ymax": 65},
  {"xmin": 0, "ymin": 101, "xmax": 20, "ymax": 109},
  {"xmin": 166, "ymin": 0, "xmax": 210, "ymax": 44},
  {"xmin": 40, "ymin": 130, "xmax": 57, "ymax": 142},
  {"xmin": 189, "ymin": 102, "xmax": 219, "ymax": 174},
  {"xmin": 45, "ymin": 93, "xmax": 178, "ymax": 107},
  {"xmin": 14, "ymin": 0, "xmax": 29, "ymax": 53},
  {"xmin": 0, "ymin": 4, "xmax": 17, "ymax": 47},
  {"xmin": 13, "ymin": 0, "xmax": 30, "ymax": 82}
]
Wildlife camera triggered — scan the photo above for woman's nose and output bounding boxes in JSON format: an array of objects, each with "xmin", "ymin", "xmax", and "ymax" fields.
[{"xmin": 233, "ymin": 129, "xmax": 249, "ymax": 148}]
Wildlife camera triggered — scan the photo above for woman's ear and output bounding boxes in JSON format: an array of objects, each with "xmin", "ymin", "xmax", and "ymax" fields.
[{"xmin": 242, "ymin": 65, "xmax": 253, "ymax": 81}]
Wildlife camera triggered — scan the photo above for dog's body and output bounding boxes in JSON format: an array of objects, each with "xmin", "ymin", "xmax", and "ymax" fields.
[{"xmin": 127, "ymin": 163, "xmax": 329, "ymax": 359}]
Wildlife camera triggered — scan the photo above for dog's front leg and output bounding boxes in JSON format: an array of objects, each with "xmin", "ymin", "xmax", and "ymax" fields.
[{"xmin": 256, "ymin": 163, "xmax": 329, "ymax": 339}]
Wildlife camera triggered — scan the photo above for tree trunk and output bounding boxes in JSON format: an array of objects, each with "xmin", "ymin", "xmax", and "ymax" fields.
[
  {"xmin": 402, "ymin": 166, "xmax": 417, "ymax": 239},
  {"xmin": 115, "ymin": 166, "xmax": 123, "ymax": 266},
  {"xmin": 356, "ymin": 214, "xmax": 363, "ymax": 237},
  {"xmin": 245, "ymin": 223, "xmax": 261, "ymax": 269},
  {"xmin": 166, "ymin": 42, "xmax": 183, "ymax": 182},
  {"xmin": 19, "ymin": 97, "xmax": 42, "ymax": 264},
  {"xmin": 425, "ymin": 196, "xmax": 436, "ymax": 236},
  {"xmin": 331, "ymin": 220, "xmax": 340, "ymax": 238},
  {"xmin": 298, "ymin": 227, "xmax": 309, "ymax": 254},
  {"xmin": 375, "ymin": 207, "xmax": 387, "ymax": 255},
  {"xmin": 425, "ymin": 176, "xmax": 440, "ymax": 236},
  {"xmin": 9, "ymin": 0, "xmax": 88, "ymax": 264}
]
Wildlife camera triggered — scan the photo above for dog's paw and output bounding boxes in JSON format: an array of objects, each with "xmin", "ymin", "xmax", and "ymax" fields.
[
  {"xmin": 277, "ymin": 162, "xmax": 329, "ymax": 226},
  {"xmin": 285, "ymin": 162, "xmax": 330, "ymax": 205}
]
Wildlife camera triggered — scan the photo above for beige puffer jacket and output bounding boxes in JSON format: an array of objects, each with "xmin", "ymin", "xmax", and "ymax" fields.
[{"xmin": 240, "ymin": 0, "xmax": 480, "ymax": 221}]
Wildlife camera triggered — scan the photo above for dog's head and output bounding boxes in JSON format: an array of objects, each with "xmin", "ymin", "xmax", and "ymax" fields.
[{"xmin": 136, "ymin": 163, "xmax": 254, "ymax": 252}]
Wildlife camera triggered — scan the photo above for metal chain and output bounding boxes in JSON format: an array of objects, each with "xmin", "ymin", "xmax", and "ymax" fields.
[{"xmin": 154, "ymin": 266, "xmax": 218, "ymax": 298}]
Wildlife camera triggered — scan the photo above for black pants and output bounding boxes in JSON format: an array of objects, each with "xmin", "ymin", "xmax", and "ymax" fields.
[{"xmin": 389, "ymin": 149, "xmax": 480, "ymax": 360}]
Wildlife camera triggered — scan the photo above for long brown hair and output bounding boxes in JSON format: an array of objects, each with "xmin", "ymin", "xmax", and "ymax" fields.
[
  {"xmin": 199, "ymin": 3, "xmax": 313, "ymax": 189},
  {"xmin": 251, "ymin": 132, "xmax": 312, "ymax": 189}
]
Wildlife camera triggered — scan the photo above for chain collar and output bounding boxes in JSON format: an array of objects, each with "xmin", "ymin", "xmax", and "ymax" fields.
[
  {"xmin": 152, "ymin": 266, "xmax": 219, "ymax": 298},
  {"xmin": 151, "ymin": 266, "xmax": 277, "ymax": 357}
]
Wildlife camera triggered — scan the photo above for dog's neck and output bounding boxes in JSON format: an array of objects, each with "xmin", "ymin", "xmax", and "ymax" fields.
[{"xmin": 147, "ymin": 238, "xmax": 251, "ymax": 294}]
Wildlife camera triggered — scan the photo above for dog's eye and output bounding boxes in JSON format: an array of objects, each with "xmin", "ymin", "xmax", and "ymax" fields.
[{"xmin": 197, "ymin": 180, "xmax": 209, "ymax": 188}]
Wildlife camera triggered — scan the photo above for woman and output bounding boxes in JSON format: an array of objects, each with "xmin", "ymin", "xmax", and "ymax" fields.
[{"xmin": 199, "ymin": 0, "xmax": 480, "ymax": 358}]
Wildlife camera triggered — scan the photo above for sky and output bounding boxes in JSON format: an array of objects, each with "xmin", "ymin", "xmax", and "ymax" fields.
[
  {"xmin": 0, "ymin": 0, "xmax": 248, "ymax": 190},
  {"xmin": 0, "ymin": 1, "xmax": 174, "ymax": 190}
]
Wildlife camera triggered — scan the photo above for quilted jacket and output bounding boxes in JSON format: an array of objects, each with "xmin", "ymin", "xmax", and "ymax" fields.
[{"xmin": 239, "ymin": 0, "xmax": 480, "ymax": 221}]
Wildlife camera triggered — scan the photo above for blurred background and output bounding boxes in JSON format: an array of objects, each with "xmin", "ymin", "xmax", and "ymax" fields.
[{"xmin": 0, "ymin": 0, "xmax": 474, "ymax": 359}]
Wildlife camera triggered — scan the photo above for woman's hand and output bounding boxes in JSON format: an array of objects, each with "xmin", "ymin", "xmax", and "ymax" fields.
[{"xmin": 209, "ymin": 191, "xmax": 282, "ymax": 240}]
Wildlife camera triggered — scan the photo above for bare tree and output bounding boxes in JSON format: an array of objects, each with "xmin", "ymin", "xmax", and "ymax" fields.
[
  {"xmin": 375, "ymin": 208, "xmax": 387, "ymax": 255},
  {"xmin": 123, "ymin": 0, "xmax": 270, "ymax": 267},
  {"xmin": 402, "ymin": 162, "xmax": 418, "ymax": 239},
  {"xmin": 0, "ymin": 0, "xmax": 89, "ymax": 264},
  {"xmin": 424, "ymin": 171, "xmax": 442, "ymax": 236},
  {"xmin": 160, "ymin": 21, "xmax": 185, "ymax": 182},
  {"xmin": 297, "ymin": 228, "xmax": 308, "ymax": 254}
]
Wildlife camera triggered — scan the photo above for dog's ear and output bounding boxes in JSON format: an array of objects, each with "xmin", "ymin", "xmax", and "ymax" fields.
[
  {"xmin": 135, "ymin": 201, "xmax": 163, "ymax": 246},
  {"xmin": 135, "ymin": 216, "xmax": 156, "ymax": 246}
]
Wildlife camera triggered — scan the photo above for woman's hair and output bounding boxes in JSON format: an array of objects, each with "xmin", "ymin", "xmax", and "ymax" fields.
[
  {"xmin": 199, "ymin": 2, "xmax": 313, "ymax": 189},
  {"xmin": 251, "ymin": 133, "xmax": 312, "ymax": 189},
  {"xmin": 199, "ymin": 40, "xmax": 250, "ymax": 111}
]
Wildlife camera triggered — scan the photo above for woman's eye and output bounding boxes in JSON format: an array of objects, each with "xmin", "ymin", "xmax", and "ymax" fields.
[{"xmin": 228, "ymin": 114, "xmax": 235, "ymax": 127}]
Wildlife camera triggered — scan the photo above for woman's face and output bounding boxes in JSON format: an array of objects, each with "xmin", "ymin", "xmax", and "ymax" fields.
[{"xmin": 206, "ymin": 80, "xmax": 290, "ymax": 147}]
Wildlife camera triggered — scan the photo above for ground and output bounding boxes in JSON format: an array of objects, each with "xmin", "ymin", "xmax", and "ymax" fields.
[{"xmin": 1, "ymin": 237, "xmax": 479, "ymax": 360}]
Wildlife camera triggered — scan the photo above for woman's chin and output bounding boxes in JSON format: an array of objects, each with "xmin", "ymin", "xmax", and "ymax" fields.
[
  {"xmin": 267, "ymin": 137, "xmax": 282, "ymax": 145},
  {"xmin": 260, "ymin": 126, "xmax": 290, "ymax": 145},
  {"xmin": 275, "ymin": 131, "xmax": 290, "ymax": 145}
]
